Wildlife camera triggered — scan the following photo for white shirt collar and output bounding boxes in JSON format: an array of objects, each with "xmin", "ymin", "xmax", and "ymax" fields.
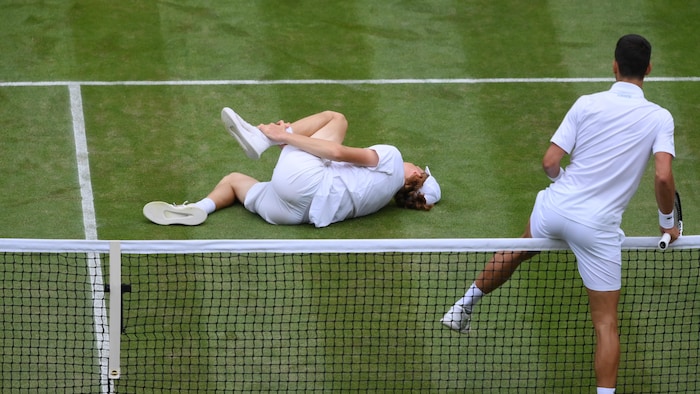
[{"xmin": 610, "ymin": 81, "xmax": 644, "ymax": 99}]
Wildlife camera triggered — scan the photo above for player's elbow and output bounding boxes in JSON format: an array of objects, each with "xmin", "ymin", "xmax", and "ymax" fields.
[
  {"xmin": 654, "ymin": 153, "xmax": 675, "ymax": 189},
  {"xmin": 542, "ymin": 143, "xmax": 566, "ymax": 177},
  {"xmin": 325, "ymin": 145, "xmax": 347, "ymax": 162},
  {"xmin": 542, "ymin": 158, "xmax": 559, "ymax": 176},
  {"xmin": 655, "ymin": 171, "xmax": 674, "ymax": 190}
]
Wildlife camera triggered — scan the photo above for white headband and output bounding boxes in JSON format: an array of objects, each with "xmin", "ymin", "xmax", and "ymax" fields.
[{"xmin": 419, "ymin": 166, "xmax": 441, "ymax": 205}]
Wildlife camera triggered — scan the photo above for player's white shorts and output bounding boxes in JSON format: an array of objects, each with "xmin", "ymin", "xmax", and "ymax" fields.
[
  {"xmin": 244, "ymin": 146, "xmax": 326, "ymax": 224},
  {"xmin": 529, "ymin": 191, "xmax": 624, "ymax": 291}
]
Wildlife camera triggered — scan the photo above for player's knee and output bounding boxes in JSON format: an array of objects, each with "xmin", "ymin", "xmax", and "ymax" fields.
[
  {"xmin": 325, "ymin": 110, "xmax": 347, "ymax": 125},
  {"xmin": 591, "ymin": 314, "xmax": 619, "ymax": 338},
  {"xmin": 219, "ymin": 172, "xmax": 246, "ymax": 186}
]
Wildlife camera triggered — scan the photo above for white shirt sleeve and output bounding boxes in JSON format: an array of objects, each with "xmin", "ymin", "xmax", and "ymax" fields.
[
  {"xmin": 551, "ymin": 96, "xmax": 587, "ymax": 154},
  {"xmin": 651, "ymin": 109, "xmax": 675, "ymax": 157}
]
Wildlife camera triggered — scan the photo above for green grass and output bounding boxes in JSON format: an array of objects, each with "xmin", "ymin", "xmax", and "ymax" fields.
[
  {"xmin": 0, "ymin": 87, "xmax": 86, "ymax": 238},
  {"xmin": 2, "ymin": 1, "xmax": 699, "ymax": 240},
  {"xmin": 2, "ymin": 0, "xmax": 700, "ymax": 392}
]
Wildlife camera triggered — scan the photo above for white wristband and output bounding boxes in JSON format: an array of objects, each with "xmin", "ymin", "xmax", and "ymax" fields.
[
  {"xmin": 658, "ymin": 209, "xmax": 675, "ymax": 228},
  {"xmin": 547, "ymin": 167, "xmax": 564, "ymax": 182}
]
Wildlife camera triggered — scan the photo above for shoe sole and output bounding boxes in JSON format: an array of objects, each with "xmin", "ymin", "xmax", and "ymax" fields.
[
  {"xmin": 221, "ymin": 107, "xmax": 262, "ymax": 160},
  {"xmin": 143, "ymin": 201, "xmax": 207, "ymax": 226}
]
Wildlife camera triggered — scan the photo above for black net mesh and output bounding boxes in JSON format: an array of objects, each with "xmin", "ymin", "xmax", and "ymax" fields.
[{"xmin": 1, "ymin": 243, "xmax": 698, "ymax": 393}]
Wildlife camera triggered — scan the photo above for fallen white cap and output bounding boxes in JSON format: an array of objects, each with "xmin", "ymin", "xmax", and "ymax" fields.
[{"xmin": 419, "ymin": 166, "xmax": 441, "ymax": 205}]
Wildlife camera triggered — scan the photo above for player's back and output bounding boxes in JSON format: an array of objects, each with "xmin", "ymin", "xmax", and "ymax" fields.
[{"xmin": 545, "ymin": 82, "xmax": 674, "ymax": 231}]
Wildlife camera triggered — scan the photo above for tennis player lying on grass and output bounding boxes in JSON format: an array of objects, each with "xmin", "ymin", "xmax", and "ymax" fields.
[{"xmin": 143, "ymin": 108, "xmax": 440, "ymax": 228}]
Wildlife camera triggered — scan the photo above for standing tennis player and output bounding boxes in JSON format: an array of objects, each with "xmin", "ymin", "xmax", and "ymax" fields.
[
  {"xmin": 441, "ymin": 34, "xmax": 678, "ymax": 393},
  {"xmin": 143, "ymin": 109, "xmax": 440, "ymax": 227}
]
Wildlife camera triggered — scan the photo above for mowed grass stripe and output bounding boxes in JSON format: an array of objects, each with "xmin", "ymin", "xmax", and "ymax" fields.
[
  {"xmin": 0, "ymin": 87, "xmax": 86, "ymax": 238},
  {"xmin": 221, "ymin": 2, "xmax": 440, "ymax": 383},
  {"xmin": 450, "ymin": 2, "xmax": 569, "ymax": 239},
  {"xmin": 450, "ymin": 5, "xmax": 590, "ymax": 387}
]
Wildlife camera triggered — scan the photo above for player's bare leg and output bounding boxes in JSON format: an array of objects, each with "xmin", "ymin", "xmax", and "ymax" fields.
[
  {"xmin": 206, "ymin": 172, "xmax": 259, "ymax": 210},
  {"xmin": 476, "ymin": 220, "xmax": 538, "ymax": 294},
  {"xmin": 475, "ymin": 249, "xmax": 537, "ymax": 294},
  {"xmin": 587, "ymin": 288, "xmax": 620, "ymax": 390},
  {"xmin": 287, "ymin": 111, "xmax": 348, "ymax": 143},
  {"xmin": 442, "ymin": 220, "xmax": 538, "ymax": 333}
]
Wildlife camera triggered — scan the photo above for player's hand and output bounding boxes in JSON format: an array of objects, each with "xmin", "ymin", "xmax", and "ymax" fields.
[
  {"xmin": 258, "ymin": 120, "xmax": 291, "ymax": 142},
  {"xmin": 659, "ymin": 225, "xmax": 680, "ymax": 244}
]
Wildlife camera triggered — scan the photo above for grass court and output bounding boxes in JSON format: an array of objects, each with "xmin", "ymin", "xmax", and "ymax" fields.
[{"xmin": 1, "ymin": 1, "xmax": 699, "ymax": 392}]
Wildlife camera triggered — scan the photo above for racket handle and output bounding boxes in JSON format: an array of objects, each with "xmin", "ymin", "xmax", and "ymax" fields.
[{"xmin": 658, "ymin": 233, "xmax": 671, "ymax": 250}]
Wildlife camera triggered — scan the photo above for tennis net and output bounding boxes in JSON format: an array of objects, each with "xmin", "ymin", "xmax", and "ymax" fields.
[{"xmin": 1, "ymin": 237, "xmax": 698, "ymax": 393}]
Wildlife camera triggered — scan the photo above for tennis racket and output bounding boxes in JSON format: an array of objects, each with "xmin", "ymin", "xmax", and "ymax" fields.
[{"xmin": 658, "ymin": 190, "xmax": 683, "ymax": 250}]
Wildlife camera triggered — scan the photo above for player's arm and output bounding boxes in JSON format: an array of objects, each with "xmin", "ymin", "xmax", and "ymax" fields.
[
  {"xmin": 654, "ymin": 152, "xmax": 675, "ymax": 213},
  {"xmin": 260, "ymin": 122, "xmax": 379, "ymax": 167},
  {"xmin": 542, "ymin": 143, "xmax": 567, "ymax": 181},
  {"xmin": 654, "ymin": 151, "xmax": 679, "ymax": 238}
]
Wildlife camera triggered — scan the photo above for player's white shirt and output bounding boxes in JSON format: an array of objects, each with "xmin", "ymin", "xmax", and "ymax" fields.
[
  {"xmin": 544, "ymin": 82, "xmax": 675, "ymax": 231},
  {"xmin": 309, "ymin": 144, "xmax": 405, "ymax": 228}
]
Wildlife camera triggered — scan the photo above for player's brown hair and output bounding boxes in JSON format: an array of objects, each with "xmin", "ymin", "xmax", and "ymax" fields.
[{"xmin": 394, "ymin": 172, "xmax": 433, "ymax": 211}]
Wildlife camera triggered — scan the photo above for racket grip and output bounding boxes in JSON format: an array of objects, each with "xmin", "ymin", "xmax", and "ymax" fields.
[{"xmin": 658, "ymin": 233, "xmax": 671, "ymax": 250}]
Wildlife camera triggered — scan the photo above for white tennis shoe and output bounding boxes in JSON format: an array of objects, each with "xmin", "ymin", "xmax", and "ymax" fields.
[
  {"xmin": 143, "ymin": 201, "xmax": 207, "ymax": 226},
  {"xmin": 221, "ymin": 107, "xmax": 273, "ymax": 160},
  {"xmin": 440, "ymin": 304, "xmax": 472, "ymax": 334}
]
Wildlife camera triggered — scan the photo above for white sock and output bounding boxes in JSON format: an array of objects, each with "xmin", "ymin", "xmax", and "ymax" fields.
[
  {"xmin": 194, "ymin": 198, "xmax": 216, "ymax": 214},
  {"xmin": 455, "ymin": 283, "xmax": 484, "ymax": 310},
  {"xmin": 597, "ymin": 388, "xmax": 615, "ymax": 394}
]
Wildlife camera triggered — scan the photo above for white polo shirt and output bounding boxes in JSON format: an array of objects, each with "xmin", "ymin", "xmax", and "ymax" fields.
[
  {"xmin": 308, "ymin": 144, "xmax": 405, "ymax": 227},
  {"xmin": 543, "ymin": 82, "xmax": 675, "ymax": 231}
]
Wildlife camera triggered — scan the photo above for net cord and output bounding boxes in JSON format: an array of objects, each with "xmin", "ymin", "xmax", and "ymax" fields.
[{"xmin": 0, "ymin": 236, "xmax": 698, "ymax": 254}]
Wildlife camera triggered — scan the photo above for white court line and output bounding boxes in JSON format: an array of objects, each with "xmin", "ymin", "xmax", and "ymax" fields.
[
  {"xmin": 2, "ymin": 76, "xmax": 700, "ymax": 87},
  {"xmin": 69, "ymin": 84, "xmax": 98, "ymax": 240},
  {"xmin": 69, "ymin": 84, "xmax": 112, "ymax": 393}
]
